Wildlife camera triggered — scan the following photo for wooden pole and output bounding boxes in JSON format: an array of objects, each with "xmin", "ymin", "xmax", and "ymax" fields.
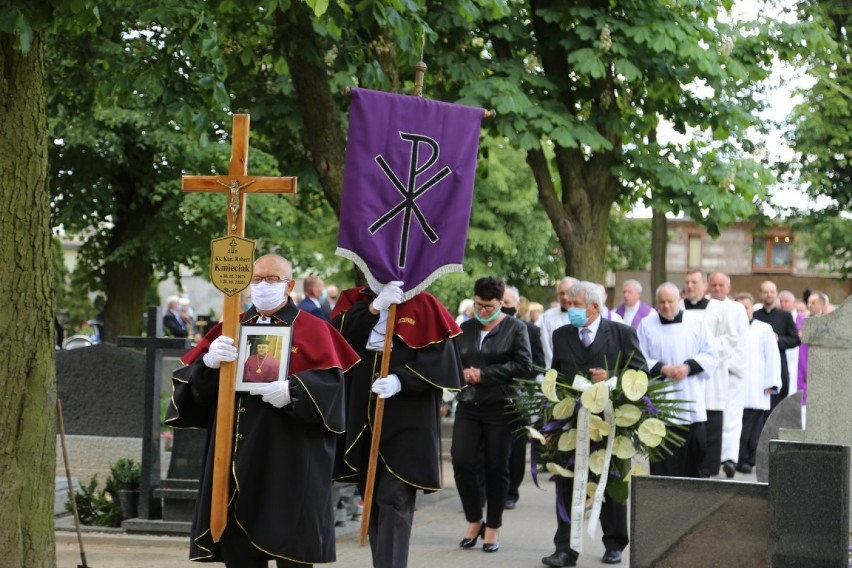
[
  {"xmin": 358, "ymin": 303, "xmax": 397, "ymax": 545},
  {"xmin": 57, "ymin": 400, "xmax": 90, "ymax": 568},
  {"xmin": 209, "ymin": 115, "xmax": 248, "ymax": 542}
]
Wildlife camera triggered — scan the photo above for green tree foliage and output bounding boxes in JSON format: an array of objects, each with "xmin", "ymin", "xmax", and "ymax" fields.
[
  {"xmin": 430, "ymin": 135, "xmax": 563, "ymax": 311},
  {"xmin": 421, "ymin": 0, "xmax": 830, "ymax": 281},
  {"xmin": 781, "ymin": 1, "xmax": 851, "ymax": 278}
]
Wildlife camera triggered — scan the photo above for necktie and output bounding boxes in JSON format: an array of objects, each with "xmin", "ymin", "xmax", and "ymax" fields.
[{"xmin": 580, "ymin": 327, "xmax": 592, "ymax": 347}]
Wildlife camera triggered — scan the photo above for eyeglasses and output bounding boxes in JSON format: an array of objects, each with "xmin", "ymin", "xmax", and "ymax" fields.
[
  {"xmin": 251, "ymin": 275, "xmax": 290, "ymax": 285},
  {"xmin": 474, "ymin": 302, "xmax": 500, "ymax": 313}
]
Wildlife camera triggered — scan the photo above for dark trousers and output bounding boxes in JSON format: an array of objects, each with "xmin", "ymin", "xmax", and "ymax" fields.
[
  {"xmin": 219, "ymin": 510, "xmax": 311, "ymax": 568},
  {"xmin": 739, "ymin": 408, "xmax": 765, "ymax": 467},
  {"xmin": 506, "ymin": 429, "xmax": 527, "ymax": 503},
  {"xmin": 701, "ymin": 410, "xmax": 724, "ymax": 476},
  {"xmin": 552, "ymin": 478, "xmax": 629, "ymax": 559},
  {"xmin": 651, "ymin": 421, "xmax": 707, "ymax": 478},
  {"xmin": 358, "ymin": 466, "xmax": 416, "ymax": 568},
  {"xmin": 451, "ymin": 400, "xmax": 512, "ymax": 529}
]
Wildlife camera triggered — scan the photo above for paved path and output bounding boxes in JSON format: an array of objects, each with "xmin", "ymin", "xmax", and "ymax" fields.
[{"xmin": 56, "ymin": 460, "xmax": 756, "ymax": 567}]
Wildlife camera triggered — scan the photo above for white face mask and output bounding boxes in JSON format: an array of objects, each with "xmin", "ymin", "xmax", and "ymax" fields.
[{"xmin": 251, "ymin": 282, "xmax": 288, "ymax": 312}]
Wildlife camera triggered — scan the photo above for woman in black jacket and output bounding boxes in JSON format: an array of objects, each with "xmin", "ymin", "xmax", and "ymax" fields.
[{"xmin": 452, "ymin": 276, "xmax": 532, "ymax": 553}]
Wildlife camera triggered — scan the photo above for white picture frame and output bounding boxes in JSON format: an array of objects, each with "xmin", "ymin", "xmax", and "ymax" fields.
[{"xmin": 234, "ymin": 325, "xmax": 292, "ymax": 392}]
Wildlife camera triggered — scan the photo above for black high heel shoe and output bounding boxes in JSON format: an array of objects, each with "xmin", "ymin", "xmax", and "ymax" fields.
[
  {"xmin": 482, "ymin": 528, "xmax": 500, "ymax": 553},
  {"xmin": 459, "ymin": 522, "xmax": 485, "ymax": 548}
]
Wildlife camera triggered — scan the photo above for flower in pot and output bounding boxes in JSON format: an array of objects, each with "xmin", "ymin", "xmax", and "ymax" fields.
[{"xmin": 105, "ymin": 458, "xmax": 141, "ymax": 519}]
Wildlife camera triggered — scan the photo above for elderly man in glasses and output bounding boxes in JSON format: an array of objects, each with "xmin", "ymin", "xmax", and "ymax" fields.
[{"xmin": 167, "ymin": 254, "xmax": 359, "ymax": 568}]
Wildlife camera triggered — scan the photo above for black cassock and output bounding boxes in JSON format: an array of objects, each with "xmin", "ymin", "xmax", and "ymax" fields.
[
  {"xmin": 167, "ymin": 303, "xmax": 354, "ymax": 564},
  {"xmin": 332, "ymin": 294, "xmax": 463, "ymax": 492}
]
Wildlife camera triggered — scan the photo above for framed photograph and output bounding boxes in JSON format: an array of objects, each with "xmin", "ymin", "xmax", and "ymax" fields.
[{"xmin": 234, "ymin": 325, "xmax": 293, "ymax": 392}]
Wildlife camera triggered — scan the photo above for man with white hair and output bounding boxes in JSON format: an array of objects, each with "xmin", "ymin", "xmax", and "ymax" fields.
[
  {"xmin": 615, "ymin": 279, "xmax": 655, "ymax": 329},
  {"xmin": 542, "ymin": 281, "xmax": 647, "ymax": 567},
  {"xmin": 639, "ymin": 282, "xmax": 717, "ymax": 478},
  {"xmin": 536, "ymin": 276, "xmax": 578, "ymax": 367},
  {"xmin": 707, "ymin": 272, "xmax": 750, "ymax": 478}
]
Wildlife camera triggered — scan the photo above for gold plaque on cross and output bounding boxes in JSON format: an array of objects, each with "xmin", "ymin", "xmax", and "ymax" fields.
[{"xmin": 210, "ymin": 236, "xmax": 255, "ymax": 296}]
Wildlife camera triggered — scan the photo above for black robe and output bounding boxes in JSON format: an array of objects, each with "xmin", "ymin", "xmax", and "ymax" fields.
[
  {"xmin": 753, "ymin": 306, "xmax": 800, "ymax": 399},
  {"xmin": 166, "ymin": 300, "xmax": 357, "ymax": 564},
  {"xmin": 333, "ymin": 293, "xmax": 463, "ymax": 492}
]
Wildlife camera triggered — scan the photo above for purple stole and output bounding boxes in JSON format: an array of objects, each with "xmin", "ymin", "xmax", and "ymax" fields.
[{"xmin": 615, "ymin": 301, "xmax": 652, "ymax": 329}]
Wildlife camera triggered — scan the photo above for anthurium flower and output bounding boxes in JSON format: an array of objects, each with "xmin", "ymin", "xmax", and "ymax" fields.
[
  {"xmin": 624, "ymin": 461, "xmax": 650, "ymax": 482},
  {"xmin": 621, "ymin": 369, "xmax": 649, "ymax": 401},
  {"xmin": 580, "ymin": 381, "xmax": 610, "ymax": 414},
  {"xmin": 613, "ymin": 436, "xmax": 637, "ymax": 459},
  {"xmin": 546, "ymin": 462, "xmax": 574, "ymax": 477},
  {"xmin": 552, "ymin": 396, "xmax": 577, "ymax": 419},
  {"xmin": 527, "ymin": 426, "xmax": 548, "ymax": 444},
  {"xmin": 637, "ymin": 418, "xmax": 666, "ymax": 447},
  {"xmin": 589, "ymin": 449, "xmax": 607, "ymax": 474},
  {"xmin": 542, "ymin": 369, "xmax": 560, "ymax": 402},
  {"xmin": 614, "ymin": 404, "xmax": 642, "ymax": 427},
  {"xmin": 558, "ymin": 429, "xmax": 577, "ymax": 452},
  {"xmin": 588, "ymin": 414, "xmax": 612, "ymax": 441}
]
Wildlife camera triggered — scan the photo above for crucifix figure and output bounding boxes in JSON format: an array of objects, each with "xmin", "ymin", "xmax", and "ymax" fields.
[{"xmin": 181, "ymin": 114, "xmax": 296, "ymax": 541}]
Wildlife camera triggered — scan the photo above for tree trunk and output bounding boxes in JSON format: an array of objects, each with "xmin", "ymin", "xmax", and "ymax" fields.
[
  {"xmin": 277, "ymin": 3, "xmax": 347, "ymax": 217},
  {"xmin": 650, "ymin": 205, "xmax": 668, "ymax": 295},
  {"xmin": 101, "ymin": 255, "xmax": 150, "ymax": 343},
  {"xmin": 527, "ymin": 148, "xmax": 614, "ymax": 283},
  {"xmin": 0, "ymin": 32, "xmax": 57, "ymax": 567}
]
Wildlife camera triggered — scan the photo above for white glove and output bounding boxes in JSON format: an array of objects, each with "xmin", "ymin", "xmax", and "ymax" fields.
[
  {"xmin": 371, "ymin": 281, "xmax": 405, "ymax": 312},
  {"xmin": 371, "ymin": 374, "xmax": 402, "ymax": 399},
  {"xmin": 202, "ymin": 336, "xmax": 238, "ymax": 369},
  {"xmin": 249, "ymin": 380, "xmax": 292, "ymax": 408}
]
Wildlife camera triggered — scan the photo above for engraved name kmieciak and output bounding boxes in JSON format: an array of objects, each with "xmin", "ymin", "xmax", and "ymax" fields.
[{"xmin": 368, "ymin": 132, "xmax": 452, "ymax": 268}]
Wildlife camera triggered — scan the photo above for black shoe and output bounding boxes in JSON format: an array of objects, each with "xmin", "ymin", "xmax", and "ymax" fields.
[
  {"xmin": 541, "ymin": 551, "xmax": 577, "ymax": 567},
  {"xmin": 602, "ymin": 549, "xmax": 622, "ymax": 564},
  {"xmin": 504, "ymin": 499, "xmax": 517, "ymax": 510},
  {"xmin": 459, "ymin": 522, "xmax": 485, "ymax": 548},
  {"xmin": 482, "ymin": 542, "xmax": 500, "ymax": 553},
  {"xmin": 736, "ymin": 463, "xmax": 753, "ymax": 474},
  {"xmin": 722, "ymin": 460, "xmax": 736, "ymax": 478}
]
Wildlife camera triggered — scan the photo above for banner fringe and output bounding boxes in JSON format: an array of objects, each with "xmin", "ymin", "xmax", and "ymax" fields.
[{"xmin": 335, "ymin": 247, "xmax": 462, "ymax": 300}]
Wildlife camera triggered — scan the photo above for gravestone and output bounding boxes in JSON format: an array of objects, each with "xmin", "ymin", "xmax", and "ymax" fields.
[
  {"xmin": 632, "ymin": 440, "xmax": 850, "ymax": 567},
  {"xmin": 756, "ymin": 391, "xmax": 802, "ymax": 482},
  {"xmin": 768, "ymin": 441, "xmax": 849, "ymax": 567},
  {"xmin": 778, "ymin": 296, "xmax": 852, "ymax": 524},
  {"xmin": 56, "ymin": 343, "xmax": 146, "ymax": 486}
]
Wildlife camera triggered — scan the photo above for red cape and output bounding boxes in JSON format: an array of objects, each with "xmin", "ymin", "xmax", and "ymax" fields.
[
  {"xmin": 331, "ymin": 287, "xmax": 461, "ymax": 349},
  {"xmin": 180, "ymin": 309, "xmax": 359, "ymax": 374}
]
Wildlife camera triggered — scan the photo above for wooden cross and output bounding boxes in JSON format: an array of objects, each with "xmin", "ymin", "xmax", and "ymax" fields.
[{"xmin": 181, "ymin": 114, "xmax": 297, "ymax": 542}]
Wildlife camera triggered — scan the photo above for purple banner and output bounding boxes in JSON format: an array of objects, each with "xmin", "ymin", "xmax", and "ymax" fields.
[{"xmin": 336, "ymin": 88, "xmax": 483, "ymax": 298}]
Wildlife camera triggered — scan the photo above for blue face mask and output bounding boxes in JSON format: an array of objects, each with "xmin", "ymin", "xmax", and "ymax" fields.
[
  {"xmin": 320, "ymin": 289, "xmax": 328, "ymax": 302},
  {"xmin": 475, "ymin": 310, "xmax": 502, "ymax": 325},
  {"xmin": 567, "ymin": 307, "xmax": 589, "ymax": 328}
]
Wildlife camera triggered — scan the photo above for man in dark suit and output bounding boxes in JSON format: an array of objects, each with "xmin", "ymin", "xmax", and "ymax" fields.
[
  {"xmin": 542, "ymin": 281, "xmax": 648, "ymax": 568},
  {"xmin": 163, "ymin": 296, "xmax": 189, "ymax": 338},
  {"xmin": 502, "ymin": 285, "xmax": 545, "ymax": 510},
  {"xmin": 298, "ymin": 275, "xmax": 329, "ymax": 321}
]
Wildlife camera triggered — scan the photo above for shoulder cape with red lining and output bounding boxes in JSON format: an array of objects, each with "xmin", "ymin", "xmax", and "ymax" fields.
[{"xmin": 331, "ymin": 286, "xmax": 461, "ymax": 348}]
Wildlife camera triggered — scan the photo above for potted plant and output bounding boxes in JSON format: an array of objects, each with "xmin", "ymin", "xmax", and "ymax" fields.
[{"xmin": 105, "ymin": 458, "xmax": 142, "ymax": 520}]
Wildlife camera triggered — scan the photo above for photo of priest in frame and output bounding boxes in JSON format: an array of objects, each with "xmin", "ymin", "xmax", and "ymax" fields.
[{"xmin": 235, "ymin": 327, "xmax": 292, "ymax": 391}]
